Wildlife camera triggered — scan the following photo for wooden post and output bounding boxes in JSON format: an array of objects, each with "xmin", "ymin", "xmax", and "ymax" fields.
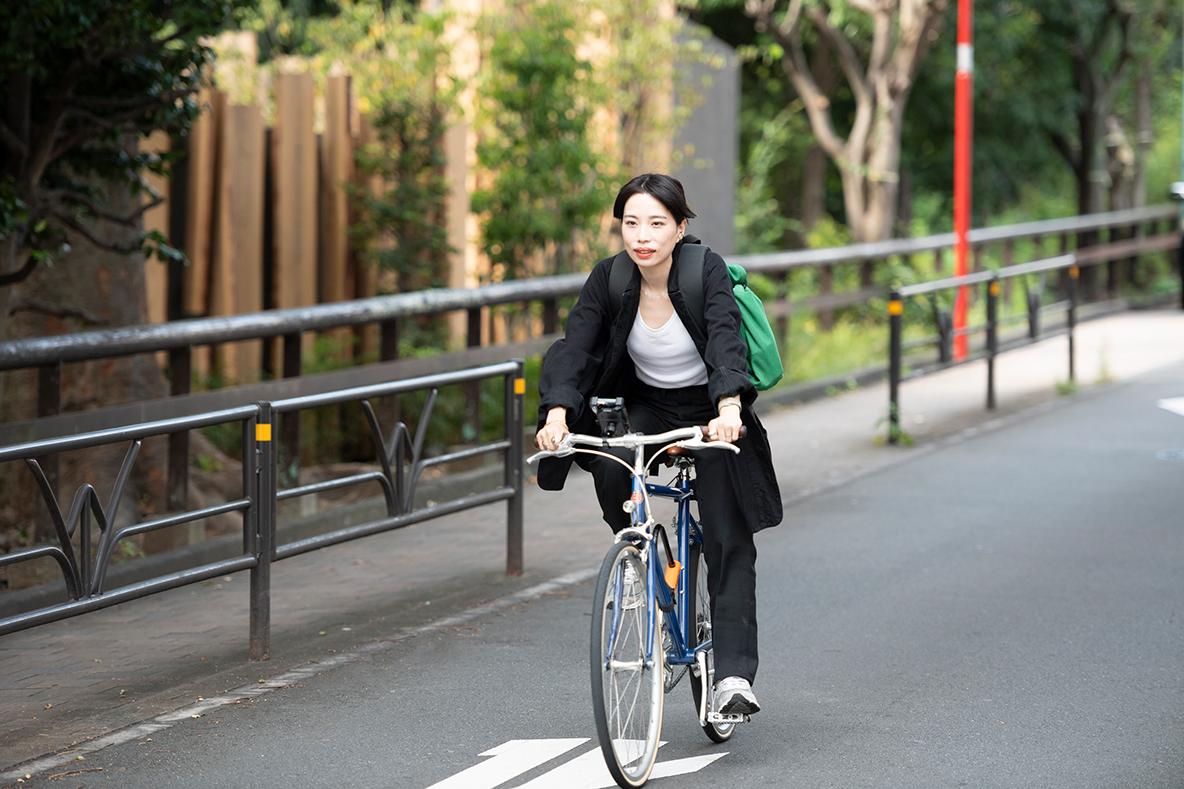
[
  {"xmin": 319, "ymin": 71, "xmax": 354, "ymax": 358},
  {"xmin": 141, "ymin": 131, "xmax": 171, "ymax": 329},
  {"xmin": 444, "ymin": 120, "xmax": 471, "ymax": 347},
  {"xmin": 211, "ymin": 101, "xmax": 265, "ymax": 382},
  {"xmin": 184, "ymin": 88, "xmax": 222, "ymax": 381},
  {"xmin": 818, "ymin": 263, "xmax": 835, "ymax": 329},
  {"xmin": 353, "ymin": 113, "xmax": 380, "ymax": 361},
  {"xmin": 183, "ymin": 88, "xmax": 219, "ymax": 319},
  {"xmin": 271, "ymin": 69, "xmax": 319, "ymax": 372}
]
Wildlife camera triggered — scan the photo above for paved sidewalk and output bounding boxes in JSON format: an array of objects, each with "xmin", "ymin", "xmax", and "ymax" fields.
[{"xmin": 1, "ymin": 309, "xmax": 1182, "ymax": 769}]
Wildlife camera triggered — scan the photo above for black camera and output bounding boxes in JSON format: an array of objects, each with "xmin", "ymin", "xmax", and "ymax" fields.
[{"xmin": 590, "ymin": 397, "xmax": 631, "ymax": 438}]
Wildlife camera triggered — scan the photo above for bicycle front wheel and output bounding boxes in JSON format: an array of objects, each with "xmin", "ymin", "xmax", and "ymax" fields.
[{"xmin": 590, "ymin": 540, "xmax": 665, "ymax": 788}]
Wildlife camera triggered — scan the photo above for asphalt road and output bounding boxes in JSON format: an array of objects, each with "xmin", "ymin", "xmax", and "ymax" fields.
[{"xmin": 13, "ymin": 365, "xmax": 1184, "ymax": 789}]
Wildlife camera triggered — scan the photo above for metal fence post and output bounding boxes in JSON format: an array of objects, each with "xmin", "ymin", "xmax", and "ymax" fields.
[
  {"xmin": 888, "ymin": 291, "xmax": 903, "ymax": 445},
  {"xmin": 167, "ymin": 347, "xmax": 191, "ymax": 513},
  {"xmin": 250, "ymin": 402, "xmax": 275, "ymax": 661},
  {"xmin": 936, "ymin": 308, "xmax": 953, "ymax": 364},
  {"xmin": 504, "ymin": 360, "xmax": 525, "ymax": 576},
  {"xmin": 986, "ymin": 276, "xmax": 999, "ymax": 410},
  {"xmin": 36, "ymin": 362, "xmax": 62, "ymax": 511},
  {"xmin": 281, "ymin": 333, "xmax": 302, "ymax": 486},
  {"xmin": 542, "ymin": 298, "xmax": 559, "ymax": 336},
  {"xmin": 466, "ymin": 308, "xmax": 482, "ymax": 440},
  {"xmin": 1026, "ymin": 284, "xmax": 1041, "ymax": 340},
  {"xmin": 1068, "ymin": 260, "xmax": 1079, "ymax": 383}
]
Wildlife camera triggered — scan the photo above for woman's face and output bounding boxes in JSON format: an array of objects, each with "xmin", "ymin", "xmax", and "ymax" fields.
[{"xmin": 620, "ymin": 192, "xmax": 685, "ymax": 271}]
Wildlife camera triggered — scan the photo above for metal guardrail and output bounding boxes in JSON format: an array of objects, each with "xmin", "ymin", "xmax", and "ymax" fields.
[
  {"xmin": 0, "ymin": 205, "xmax": 1174, "ymax": 371},
  {"xmin": 0, "ymin": 204, "xmax": 1179, "ymax": 545},
  {"xmin": 884, "ymin": 222, "xmax": 1184, "ymax": 443},
  {"xmin": 0, "ymin": 360, "xmax": 525, "ymax": 661}
]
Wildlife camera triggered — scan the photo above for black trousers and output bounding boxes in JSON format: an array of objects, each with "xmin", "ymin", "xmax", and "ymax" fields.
[{"xmin": 585, "ymin": 382, "xmax": 759, "ymax": 684}]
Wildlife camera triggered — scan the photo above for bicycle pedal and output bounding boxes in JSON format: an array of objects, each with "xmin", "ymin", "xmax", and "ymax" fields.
[{"xmin": 706, "ymin": 711, "xmax": 749, "ymax": 725}]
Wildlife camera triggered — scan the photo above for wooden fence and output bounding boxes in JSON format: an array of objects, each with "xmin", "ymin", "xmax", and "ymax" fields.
[{"xmin": 143, "ymin": 69, "xmax": 387, "ymax": 382}]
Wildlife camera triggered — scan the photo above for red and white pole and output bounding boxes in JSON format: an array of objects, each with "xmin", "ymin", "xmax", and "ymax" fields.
[{"xmin": 953, "ymin": 0, "xmax": 974, "ymax": 359}]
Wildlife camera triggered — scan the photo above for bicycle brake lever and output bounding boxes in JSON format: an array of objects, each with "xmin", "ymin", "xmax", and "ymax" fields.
[
  {"xmin": 676, "ymin": 438, "xmax": 741, "ymax": 454},
  {"xmin": 526, "ymin": 437, "xmax": 576, "ymax": 464}
]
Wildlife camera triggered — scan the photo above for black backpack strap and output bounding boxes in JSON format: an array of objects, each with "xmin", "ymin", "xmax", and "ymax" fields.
[
  {"xmin": 678, "ymin": 243, "xmax": 707, "ymax": 336},
  {"xmin": 608, "ymin": 251, "xmax": 633, "ymax": 315}
]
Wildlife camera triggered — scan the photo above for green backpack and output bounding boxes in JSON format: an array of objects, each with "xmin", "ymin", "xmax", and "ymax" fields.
[{"xmin": 609, "ymin": 244, "xmax": 784, "ymax": 391}]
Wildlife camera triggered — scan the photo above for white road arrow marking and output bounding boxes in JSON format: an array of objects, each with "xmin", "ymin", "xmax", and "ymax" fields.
[
  {"xmin": 641, "ymin": 752, "xmax": 730, "ymax": 784},
  {"xmin": 425, "ymin": 738, "xmax": 588, "ymax": 789},
  {"xmin": 435, "ymin": 739, "xmax": 729, "ymax": 789},
  {"xmin": 517, "ymin": 741, "xmax": 668, "ymax": 788},
  {"xmin": 1157, "ymin": 397, "xmax": 1184, "ymax": 418}
]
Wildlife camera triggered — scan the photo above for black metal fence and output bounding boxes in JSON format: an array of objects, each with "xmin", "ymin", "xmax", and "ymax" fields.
[
  {"xmin": 0, "ymin": 204, "xmax": 1177, "ymax": 514},
  {"xmin": 0, "ymin": 360, "xmax": 525, "ymax": 660},
  {"xmin": 885, "ymin": 219, "xmax": 1183, "ymax": 443}
]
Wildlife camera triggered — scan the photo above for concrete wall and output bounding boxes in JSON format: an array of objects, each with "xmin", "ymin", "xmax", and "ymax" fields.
[{"xmin": 673, "ymin": 33, "xmax": 739, "ymax": 257}]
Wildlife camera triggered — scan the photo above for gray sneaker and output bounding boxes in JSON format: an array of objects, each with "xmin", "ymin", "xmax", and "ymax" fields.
[{"xmin": 713, "ymin": 676, "xmax": 760, "ymax": 715}]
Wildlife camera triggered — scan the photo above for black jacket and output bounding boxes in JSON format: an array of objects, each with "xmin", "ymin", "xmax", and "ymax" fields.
[{"xmin": 536, "ymin": 238, "xmax": 783, "ymax": 533}]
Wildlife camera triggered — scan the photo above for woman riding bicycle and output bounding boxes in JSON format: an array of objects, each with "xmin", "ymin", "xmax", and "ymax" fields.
[{"xmin": 534, "ymin": 172, "xmax": 782, "ymax": 716}]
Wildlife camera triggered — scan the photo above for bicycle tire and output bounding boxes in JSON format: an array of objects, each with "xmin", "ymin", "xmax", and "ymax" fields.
[
  {"xmin": 687, "ymin": 543, "xmax": 735, "ymax": 743},
  {"xmin": 590, "ymin": 540, "xmax": 665, "ymax": 788}
]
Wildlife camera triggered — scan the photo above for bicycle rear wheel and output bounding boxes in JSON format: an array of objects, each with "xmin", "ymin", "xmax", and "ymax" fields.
[
  {"xmin": 590, "ymin": 540, "xmax": 665, "ymax": 788},
  {"xmin": 688, "ymin": 543, "xmax": 735, "ymax": 743}
]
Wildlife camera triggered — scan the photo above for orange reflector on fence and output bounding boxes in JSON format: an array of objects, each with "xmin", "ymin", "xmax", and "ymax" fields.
[
  {"xmin": 256, "ymin": 423, "xmax": 272, "ymax": 443},
  {"xmin": 888, "ymin": 300, "xmax": 903, "ymax": 316},
  {"xmin": 1069, "ymin": 265, "xmax": 1080, "ymax": 279},
  {"xmin": 989, "ymin": 282, "xmax": 1001, "ymax": 296},
  {"xmin": 514, "ymin": 377, "xmax": 526, "ymax": 395}
]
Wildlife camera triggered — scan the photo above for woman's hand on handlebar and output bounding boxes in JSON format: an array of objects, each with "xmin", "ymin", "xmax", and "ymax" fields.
[
  {"xmin": 706, "ymin": 404, "xmax": 743, "ymax": 443},
  {"xmin": 536, "ymin": 407, "xmax": 570, "ymax": 451}
]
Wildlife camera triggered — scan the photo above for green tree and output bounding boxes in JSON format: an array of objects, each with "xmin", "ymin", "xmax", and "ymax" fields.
[
  {"xmin": 740, "ymin": 0, "xmax": 949, "ymax": 242},
  {"xmin": 472, "ymin": 0, "xmax": 612, "ymax": 280},
  {"xmin": 0, "ymin": 0, "xmax": 256, "ymax": 340},
  {"xmin": 307, "ymin": 3, "xmax": 457, "ymax": 297}
]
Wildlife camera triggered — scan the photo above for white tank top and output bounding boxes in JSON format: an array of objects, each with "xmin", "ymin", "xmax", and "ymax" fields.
[{"xmin": 626, "ymin": 309, "xmax": 709, "ymax": 388}]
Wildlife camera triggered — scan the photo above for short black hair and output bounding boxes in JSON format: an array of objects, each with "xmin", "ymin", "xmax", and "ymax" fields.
[{"xmin": 612, "ymin": 173, "xmax": 697, "ymax": 224}]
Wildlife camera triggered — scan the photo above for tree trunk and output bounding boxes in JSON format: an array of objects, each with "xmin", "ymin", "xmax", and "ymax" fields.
[
  {"xmin": 0, "ymin": 176, "xmax": 171, "ymax": 565},
  {"xmin": 1073, "ymin": 77, "xmax": 1106, "ymax": 300},
  {"xmin": 865, "ymin": 108, "xmax": 905, "ymax": 243},
  {"xmin": 800, "ymin": 37, "xmax": 839, "ymax": 234},
  {"xmin": 1132, "ymin": 61, "xmax": 1151, "ymax": 208}
]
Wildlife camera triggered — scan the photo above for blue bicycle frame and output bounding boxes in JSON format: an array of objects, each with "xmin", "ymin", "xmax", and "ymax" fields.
[{"xmin": 606, "ymin": 461, "xmax": 711, "ymax": 673}]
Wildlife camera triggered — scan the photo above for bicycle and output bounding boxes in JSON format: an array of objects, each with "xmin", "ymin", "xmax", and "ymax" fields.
[{"xmin": 528, "ymin": 397, "xmax": 749, "ymax": 788}]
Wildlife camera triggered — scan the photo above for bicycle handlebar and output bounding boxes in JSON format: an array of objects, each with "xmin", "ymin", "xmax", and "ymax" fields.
[{"xmin": 526, "ymin": 425, "xmax": 744, "ymax": 465}]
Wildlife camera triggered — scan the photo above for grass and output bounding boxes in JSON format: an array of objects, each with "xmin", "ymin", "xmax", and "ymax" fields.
[{"xmin": 1055, "ymin": 379, "xmax": 1079, "ymax": 396}]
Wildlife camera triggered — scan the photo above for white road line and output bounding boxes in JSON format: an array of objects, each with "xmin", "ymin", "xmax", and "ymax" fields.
[
  {"xmin": 425, "ymin": 739, "xmax": 589, "ymax": 789},
  {"xmin": 0, "ymin": 568, "xmax": 599, "ymax": 783},
  {"xmin": 1156, "ymin": 397, "xmax": 1184, "ymax": 417}
]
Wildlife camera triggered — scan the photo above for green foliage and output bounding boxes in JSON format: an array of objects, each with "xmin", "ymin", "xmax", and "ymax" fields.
[
  {"xmin": 0, "ymin": 0, "xmax": 256, "ymax": 281},
  {"xmin": 1055, "ymin": 379, "xmax": 1079, "ymax": 396},
  {"xmin": 243, "ymin": 0, "xmax": 342, "ymax": 61},
  {"xmin": 305, "ymin": 3, "xmax": 457, "ymax": 294},
  {"xmin": 697, "ymin": 0, "xmax": 1182, "ymax": 248},
  {"xmin": 472, "ymin": 0, "xmax": 613, "ymax": 280},
  {"xmin": 734, "ymin": 104, "xmax": 809, "ymax": 252}
]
